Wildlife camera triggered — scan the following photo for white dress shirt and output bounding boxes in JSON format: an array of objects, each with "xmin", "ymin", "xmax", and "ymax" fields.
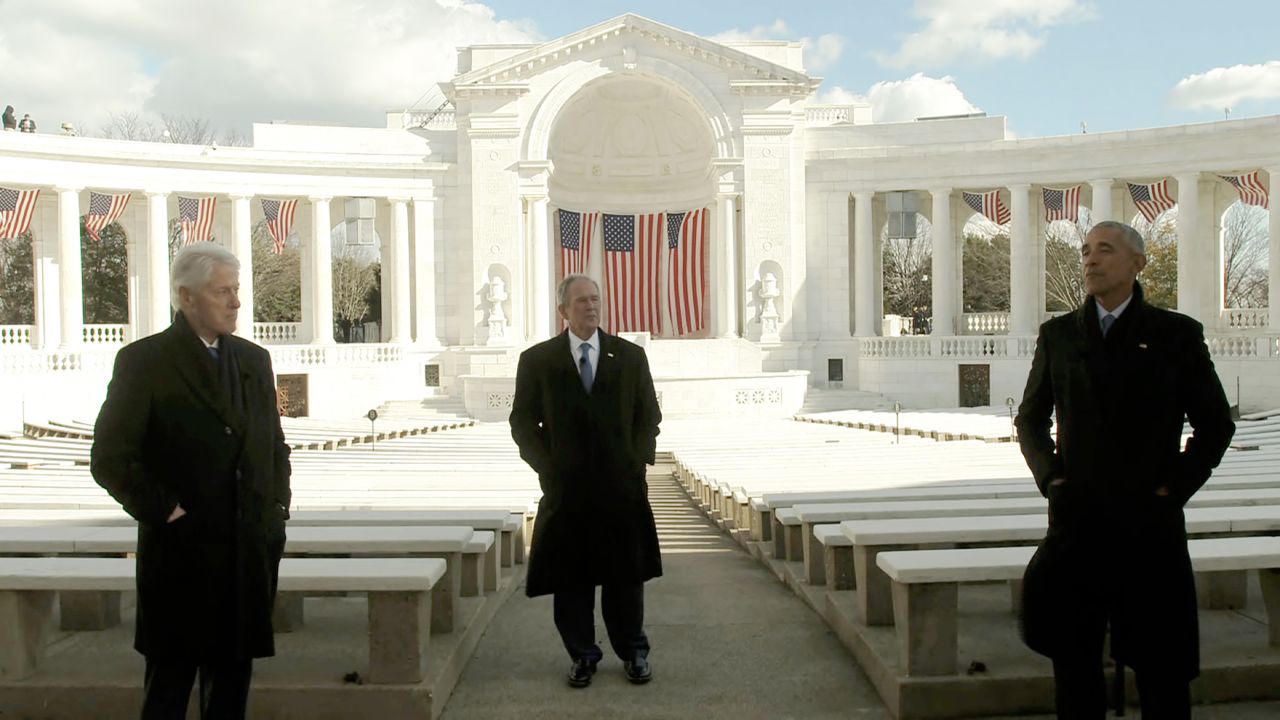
[{"xmin": 568, "ymin": 329, "xmax": 600, "ymax": 377}]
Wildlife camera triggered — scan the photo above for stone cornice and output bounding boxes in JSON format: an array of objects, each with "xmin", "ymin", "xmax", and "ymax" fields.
[{"xmin": 451, "ymin": 13, "xmax": 815, "ymax": 89}]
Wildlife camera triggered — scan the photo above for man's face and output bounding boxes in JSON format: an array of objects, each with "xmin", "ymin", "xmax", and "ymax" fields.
[
  {"xmin": 559, "ymin": 278, "xmax": 600, "ymax": 338},
  {"xmin": 1082, "ymin": 226, "xmax": 1146, "ymax": 300},
  {"xmin": 181, "ymin": 263, "xmax": 240, "ymax": 340}
]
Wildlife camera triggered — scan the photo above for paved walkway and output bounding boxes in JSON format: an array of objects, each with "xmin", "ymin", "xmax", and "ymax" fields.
[
  {"xmin": 440, "ymin": 471, "xmax": 1280, "ymax": 720},
  {"xmin": 440, "ymin": 471, "xmax": 890, "ymax": 720}
]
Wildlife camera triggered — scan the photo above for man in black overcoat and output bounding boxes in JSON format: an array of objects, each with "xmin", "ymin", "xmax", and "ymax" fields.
[
  {"xmin": 510, "ymin": 273, "xmax": 662, "ymax": 688},
  {"xmin": 91, "ymin": 242, "xmax": 291, "ymax": 719},
  {"xmin": 1014, "ymin": 221, "xmax": 1235, "ymax": 718}
]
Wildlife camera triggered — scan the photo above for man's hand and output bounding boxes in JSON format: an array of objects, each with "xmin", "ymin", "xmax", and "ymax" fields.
[{"xmin": 166, "ymin": 504, "xmax": 187, "ymax": 523}]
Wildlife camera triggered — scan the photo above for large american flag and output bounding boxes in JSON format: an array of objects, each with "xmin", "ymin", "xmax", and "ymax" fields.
[
  {"xmin": 1218, "ymin": 171, "xmax": 1269, "ymax": 209},
  {"xmin": 962, "ymin": 190, "xmax": 1010, "ymax": 225},
  {"xmin": 1042, "ymin": 185, "xmax": 1080, "ymax": 222},
  {"xmin": 83, "ymin": 191, "xmax": 131, "ymax": 242},
  {"xmin": 1127, "ymin": 180, "xmax": 1176, "ymax": 223},
  {"xmin": 665, "ymin": 208, "xmax": 708, "ymax": 337},
  {"xmin": 261, "ymin": 198, "xmax": 298, "ymax": 255},
  {"xmin": 603, "ymin": 212, "xmax": 662, "ymax": 334},
  {"xmin": 178, "ymin": 195, "xmax": 217, "ymax": 244},
  {"xmin": 0, "ymin": 187, "xmax": 41, "ymax": 240},
  {"xmin": 558, "ymin": 209, "xmax": 597, "ymax": 278}
]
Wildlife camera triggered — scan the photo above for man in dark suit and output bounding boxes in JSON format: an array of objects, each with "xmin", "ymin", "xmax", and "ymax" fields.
[
  {"xmin": 91, "ymin": 242, "xmax": 291, "ymax": 720},
  {"xmin": 510, "ymin": 273, "xmax": 663, "ymax": 688},
  {"xmin": 1015, "ymin": 221, "xmax": 1235, "ymax": 718}
]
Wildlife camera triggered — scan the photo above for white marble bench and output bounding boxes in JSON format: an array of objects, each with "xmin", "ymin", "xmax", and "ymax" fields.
[
  {"xmin": 0, "ymin": 524, "xmax": 480, "ymax": 635},
  {"xmin": 0, "ymin": 556, "xmax": 446, "ymax": 683},
  {"xmin": 875, "ymin": 537, "xmax": 1280, "ymax": 677}
]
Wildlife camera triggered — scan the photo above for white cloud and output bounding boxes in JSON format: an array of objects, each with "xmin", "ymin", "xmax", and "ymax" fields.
[
  {"xmin": 818, "ymin": 74, "xmax": 982, "ymax": 123},
  {"xmin": 0, "ymin": 0, "xmax": 538, "ymax": 137},
  {"xmin": 877, "ymin": 0, "xmax": 1093, "ymax": 69},
  {"xmin": 1169, "ymin": 61, "xmax": 1280, "ymax": 111},
  {"xmin": 710, "ymin": 20, "xmax": 844, "ymax": 72}
]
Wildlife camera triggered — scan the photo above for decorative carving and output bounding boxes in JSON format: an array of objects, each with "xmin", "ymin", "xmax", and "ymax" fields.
[
  {"xmin": 758, "ymin": 272, "xmax": 781, "ymax": 342},
  {"xmin": 487, "ymin": 392, "xmax": 514, "ymax": 409},
  {"xmin": 485, "ymin": 275, "xmax": 509, "ymax": 346},
  {"xmin": 735, "ymin": 388, "xmax": 783, "ymax": 405}
]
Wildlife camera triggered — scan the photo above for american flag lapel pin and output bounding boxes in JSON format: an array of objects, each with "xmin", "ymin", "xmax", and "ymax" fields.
[
  {"xmin": 607, "ymin": 352, "xmax": 615, "ymax": 358},
  {"xmin": 1138, "ymin": 343, "xmax": 1148, "ymax": 349}
]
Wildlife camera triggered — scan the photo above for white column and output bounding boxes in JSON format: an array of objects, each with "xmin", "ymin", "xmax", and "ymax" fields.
[
  {"xmin": 412, "ymin": 195, "xmax": 438, "ymax": 346},
  {"xmin": 853, "ymin": 191, "xmax": 876, "ymax": 337},
  {"xmin": 716, "ymin": 193, "xmax": 738, "ymax": 338},
  {"xmin": 230, "ymin": 195, "xmax": 254, "ymax": 340},
  {"xmin": 528, "ymin": 194, "xmax": 551, "ymax": 340},
  {"xmin": 1090, "ymin": 179, "xmax": 1113, "ymax": 224},
  {"xmin": 1269, "ymin": 168, "xmax": 1280, "ymax": 331},
  {"xmin": 56, "ymin": 187, "xmax": 83, "ymax": 349},
  {"xmin": 145, "ymin": 192, "xmax": 170, "ymax": 336},
  {"xmin": 929, "ymin": 188, "xmax": 956, "ymax": 335},
  {"xmin": 387, "ymin": 197, "xmax": 411, "ymax": 344},
  {"xmin": 1175, "ymin": 172, "xmax": 1201, "ymax": 320},
  {"xmin": 1009, "ymin": 184, "xmax": 1037, "ymax": 335},
  {"xmin": 309, "ymin": 196, "xmax": 334, "ymax": 345}
]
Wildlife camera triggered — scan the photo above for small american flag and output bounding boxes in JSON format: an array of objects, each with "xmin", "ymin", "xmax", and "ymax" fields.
[
  {"xmin": 558, "ymin": 209, "xmax": 597, "ymax": 278},
  {"xmin": 1042, "ymin": 185, "xmax": 1080, "ymax": 223},
  {"xmin": 665, "ymin": 208, "xmax": 708, "ymax": 337},
  {"xmin": 1126, "ymin": 180, "xmax": 1176, "ymax": 223},
  {"xmin": 178, "ymin": 195, "xmax": 217, "ymax": 245},
  {"xmin": 0, "ymin": 187, "xmax": 41, "ymax": 240},
  {"xmin": 83, "ymin": 191, "xmax": 131, "ymax": 242},
  {"xmin": 603, "ymin": 213, "xmax": 662, "ymax": 334},
  {"xmin": 261, "ymin": 198, "xmax": 298, "ymax": 255},
  {"xmin": 1218, "ymin": 171, "xmax": 1268, "ymax": 209},
  {"xmin": 962, "ymin": 190, "xmax": 1010, "ymax": 225}
]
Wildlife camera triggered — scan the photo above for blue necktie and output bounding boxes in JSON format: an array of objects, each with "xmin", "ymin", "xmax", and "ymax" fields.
[
  {"xmin": 579, "ymin": 344, "xmax": 593, "ymax": 392},
  {"xmin": 1101, "ymin": 314, "xmax": 1115, "ymax": 338},
  {"xmin": 207, "ymin": 345, "xmax": 219, "ymax": 361}
]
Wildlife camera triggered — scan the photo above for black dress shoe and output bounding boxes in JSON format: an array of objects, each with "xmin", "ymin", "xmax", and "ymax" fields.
[
  {"xmin": 623, "ymin": 655, "xmax": 652, "ymax": 684},
  {"xmin": 567, "ymin": 658, "xmax": 597, "ymax": 688}
]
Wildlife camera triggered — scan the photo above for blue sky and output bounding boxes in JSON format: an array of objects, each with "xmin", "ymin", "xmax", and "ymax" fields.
[
  {"xmin": 481, "ymin": 0, "xmax": 1280, "ymax": 137},
  {"xmin": 1, "ymin": 1, "xmax": 1277, "ymax": 138}
]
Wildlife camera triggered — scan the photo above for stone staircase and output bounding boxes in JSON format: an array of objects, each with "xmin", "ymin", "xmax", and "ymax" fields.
[
  {"xmin": 376, "ymin": 394, "xmax": 473, "ymax": 422},
  {"xmin": 797, "ymin": 388, "xmax": 894, "ymax": 415}
]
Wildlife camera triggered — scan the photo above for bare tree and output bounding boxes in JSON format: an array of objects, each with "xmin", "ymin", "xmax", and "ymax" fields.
[
  {"xmin": 1222, "ymin": 202, "xmax": 1269, "ymax": 308},
  {"xmin": 332, "ymin": 243, "xmax": 377, "ymax": 342},
  {"xmin": 96, "ymin": 111, "xmax": 246, "ymax": 146},
  {"xmin": 1044, "ymin": 208, "xmax": 1092, "ymax": 312},
  {"xmin": 881, "ymin": 216, "xmax": 933, "ymax": 333}
]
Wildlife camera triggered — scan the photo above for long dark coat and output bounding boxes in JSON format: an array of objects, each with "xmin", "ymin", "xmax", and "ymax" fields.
[
  {"xmin": 91, "ymin": 312, "xmax": 291, "ymax": 660},
  {"xmin": 1014, "ymin": 282, "xmax": 1234, "ymax": 680},
  {"xmin": 510, "ymin": 329, "xmax": 663, "ymax": 597}
]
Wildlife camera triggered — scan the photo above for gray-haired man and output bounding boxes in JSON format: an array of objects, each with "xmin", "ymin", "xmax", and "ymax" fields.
[
  {"xmin": 92, "ymin": 242, "xmax": 291, "ymax": 719},
  {"xmin": 1015, "ymin": 221, "xmax": 1234, "ymax": 718}
]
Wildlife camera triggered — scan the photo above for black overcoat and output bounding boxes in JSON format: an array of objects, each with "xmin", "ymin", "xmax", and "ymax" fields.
[
  {"xmin": 1013, "ymin": 283, "xmax": 1234, "ymax": 679},
  {"xmin": 510, "ymin": 329, "xmax": 663, "ymax": 597},
  {"xmin": 91, "ymin": 312, "xmax": 291, "ymax": 660}
]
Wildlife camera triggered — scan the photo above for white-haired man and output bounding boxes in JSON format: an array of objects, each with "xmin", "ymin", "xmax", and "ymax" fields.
[{"xmin": 92, "ymin": 242, "xmax": 291, "ymax": 720}]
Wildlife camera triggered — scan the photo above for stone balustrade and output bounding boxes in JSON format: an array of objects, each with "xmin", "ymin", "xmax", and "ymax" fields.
[
  {"xmin": 1221, "ymin": 308, "xmax": 1270, "ymax": 332},
  {"xmin": 961, "ymin": 313, "xmax": 1011, "ymax": 335},
  {"xmin": 0, "ymin": 325, "xmax": 32, "ymax": 346},
  {"xmin": 254, "ymin": 322, "xmax": 302, "ymax": 345},
  {"xmin": 82, "ymin": 325, "xmax": 127, "ymax": 345}
]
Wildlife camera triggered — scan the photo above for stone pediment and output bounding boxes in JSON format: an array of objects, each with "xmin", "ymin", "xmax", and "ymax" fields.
[{"xmin": 451, "ymin": 13, "xmax": 819, "ymax": 96}]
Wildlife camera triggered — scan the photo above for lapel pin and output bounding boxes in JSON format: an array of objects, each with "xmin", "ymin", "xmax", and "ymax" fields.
[
  {"xmin": 1138, "ymin": 343, "xmax": 1148, "ymax": 349},
  {"xmin": 607, "ymin": 352, "xmax": 615, "ymax": 358}
]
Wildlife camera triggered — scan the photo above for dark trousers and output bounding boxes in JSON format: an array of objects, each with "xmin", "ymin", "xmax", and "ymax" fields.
[
  {"xmin": 1052, "ymin": 638, "xmax": 1191, "ymax": 719},
  {"xmin": 141, "ymin": 656, "xmax": 253, "ymax": 720},
  {"xmin": 553, "ymin": 583, "xmax": 649, "ymax": 663}
]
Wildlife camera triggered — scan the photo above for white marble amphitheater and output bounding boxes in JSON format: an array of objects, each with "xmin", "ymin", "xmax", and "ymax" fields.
[{"xmin": 2, "ymin": 15, "xmax": 1280, "ymax": 719}]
